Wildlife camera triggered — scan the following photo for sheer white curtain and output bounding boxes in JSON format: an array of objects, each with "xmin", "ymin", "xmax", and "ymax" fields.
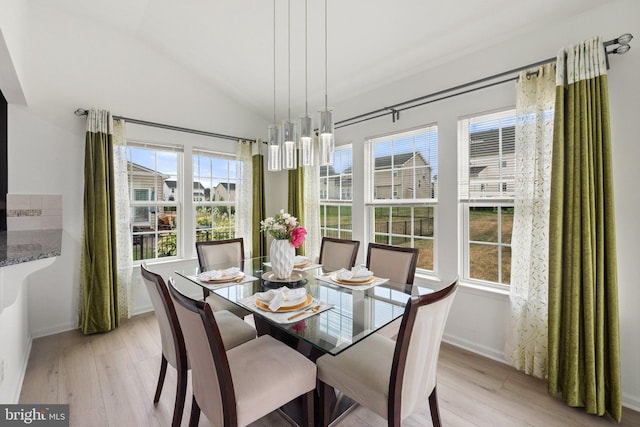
[
  {"xmin": 113, "ymin": 119, "xmax": 133, "ymax": 318},
  {"xmin": 236, "ymin": 140, "xmax": 253, "ymax": 257},
  {"xmin": 303, "ymin": 138, "xmax": 321, "ymax": 262},
  {"xmin": 506, "ymin": 63, "xmax": 556, "ymax": 378}
]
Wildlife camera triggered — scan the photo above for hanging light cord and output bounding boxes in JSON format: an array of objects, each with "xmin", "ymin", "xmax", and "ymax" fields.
[
  {"xmin": 305, "ymin": 0, "xmax": 308, "ymax": 116},
  {"xmin": 324, "ymin": 0, "xmax": 328, "ymax": 110},
  {"xmin": 272, "ymin": 0, "xmax": 276, "ymax": 124},
  {"xmin": 288, "ymin": 0, "xmax": 291, "ymax": 121}
]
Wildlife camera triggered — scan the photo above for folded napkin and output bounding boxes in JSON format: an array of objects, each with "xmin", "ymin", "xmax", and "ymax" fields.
[
  {"xmin": 335, "ymin": 266, "xmax": 374, "ymax": 281},
  {"xmin": 255, "ymin": 286, "xmax": 307, "ymax": 311},
  {"xmin": 294, "ymin": 255, "xmax": 310, "ymax": 265},
  {"xmin": 198, "ymin": 267, "xmax": 241, "ymax": 281}
]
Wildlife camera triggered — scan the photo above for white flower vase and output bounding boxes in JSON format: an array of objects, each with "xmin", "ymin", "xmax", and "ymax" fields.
[{"xmin": 270, "ymin": 239, "xmax": 295, "ymax": 279}]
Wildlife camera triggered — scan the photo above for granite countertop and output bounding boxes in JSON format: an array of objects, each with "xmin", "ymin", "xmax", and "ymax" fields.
[{"xmin": 0, "ymin": 229, "xmax": 62, "ymax": 267}]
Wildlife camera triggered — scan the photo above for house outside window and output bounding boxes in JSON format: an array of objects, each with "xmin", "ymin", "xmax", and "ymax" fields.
[
  {"xmin": 126, "ymin": 143, "xmax": 180, "ymax": 261},
  {"xmin": 320, "ymin": 145, "xmax": 353, "ymax": 239},
  {"xmin": 458, "ymin": 108, "xmax": 515, "ymax": 286},
  {"xmin": 366, "ymin": 125, "xmax": 438, "ymax": 272},
  {"xmin": 193, "ymin": 149, "xmax": 237, "ymax": 242}
]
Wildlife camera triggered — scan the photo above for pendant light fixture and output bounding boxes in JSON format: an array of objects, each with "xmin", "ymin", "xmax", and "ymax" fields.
[
  {"xmin": 282, "ymin": 0, "xmax": 298, "ymax": 170},
  {"xmin": 267, "ymin": 0, "xmax": 281, "ymax": 172},
  {"xmin": 318, "ymin": 0, "xmax": 334, "ymax": 166},
  {"xmin": 299, "ymin": 0, "xmax": 314, "ymax": 167}
]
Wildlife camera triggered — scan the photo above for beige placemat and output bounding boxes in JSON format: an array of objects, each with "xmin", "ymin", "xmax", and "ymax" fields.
[
  {"xmin": 188, "ymin": 273, "xmax": 259, "ymax": 290},
  {"xmin": 315, "ymin": 273, "xmax": 389, "ymax": 291},
  {"xmin": 238, "ymin": 296, "xmax": 333, "ymax": 324}
]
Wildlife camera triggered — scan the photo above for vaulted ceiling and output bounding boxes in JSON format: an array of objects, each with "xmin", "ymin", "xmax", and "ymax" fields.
[{"xmin": 38, "ymin": 0, "xmax": 614, "ymax": 121}]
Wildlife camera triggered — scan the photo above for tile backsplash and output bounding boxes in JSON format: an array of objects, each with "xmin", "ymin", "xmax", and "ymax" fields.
[{"xmin": 6, "ymin": 194, "xmax": 63, "ymax": 231}]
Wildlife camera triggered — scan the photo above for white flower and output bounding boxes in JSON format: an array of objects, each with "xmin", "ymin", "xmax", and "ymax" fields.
[{"xmin": 261, "ymin": 209, "xmax": 304, "ymax": 241}]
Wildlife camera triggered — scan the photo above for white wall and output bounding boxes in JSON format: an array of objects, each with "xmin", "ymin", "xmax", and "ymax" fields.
[
  {"xmin": 0, "ymin": 278, "xmax": 30, "ymax": 404},
  {"xmin": 0, "ymin": 0, "xmax": 27, "ymax": 104},
  {"xmin": 0, "ymin": 258, "xmax": 54, "ymax": 403},
  {"xmin": 331, "ymin": 0, "xmax": 640, "ymax": 410}
]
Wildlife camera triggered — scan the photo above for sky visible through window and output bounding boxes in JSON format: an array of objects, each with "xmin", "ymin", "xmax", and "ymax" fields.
[
  {"xmin": 128, "ymin": 147, "xmax": 238, "ymax": 188},
  {"xmin": 129, "ymin": 148, "xmax": 177, "ymax": 179},
  {"xmin": 373, "ymin": 130, "xmax": 438, "ymax": 178}
]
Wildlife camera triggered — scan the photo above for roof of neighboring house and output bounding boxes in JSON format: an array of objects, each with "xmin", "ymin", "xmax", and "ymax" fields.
[
  {"xmin": 374, "ymin": 152, "xmax": 429, "ymax": 170},
  {"xmin": 469, "ymin": 166, "xmax": 488, "ymax": 176},
  {"xmin": 164, "ymin": 179, "xmax": 205, "ymax": 191},
  {"xmin": 128, "ymin": 161, "xmax": 169, "ymax": 178},
  {"xmin": 319, "ymin": 165, "xmax": 340, "ymax": 175},
  {"xmin": 216, "ymin": 182, "xmax": 236, "ymax": 191},
  {"xmin": 469, "ymin": 125, "xmax": 515, "ymax": 157}
]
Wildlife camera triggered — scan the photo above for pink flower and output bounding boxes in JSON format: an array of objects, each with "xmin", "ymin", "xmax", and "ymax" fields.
[
  {"xmin": 290, "ymin": 226, "xmax": 307, "ymax": 248},
  {"xmin": 289, "ymin": 320, "xmax": 307, "ymax": 333}
]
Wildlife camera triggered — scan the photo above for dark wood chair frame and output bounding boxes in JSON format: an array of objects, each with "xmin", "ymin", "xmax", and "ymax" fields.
[
  {"xmin": 167, "ymin": 280, "xmax": 315, "ymax": 427},
  {"xmin": 318, "ymin": 237, "xmax": 360, "ymax": 269},
  {"xmin": 366, "ymin": 243, "xmax": 420, "ymax": 289},
  {"xmin": 318, "ymin": 278, "xmax": 459, "ymax": 427},
  {"xmin": 140, "ymin": 264, "xmax": 188, "ymax": 427}
]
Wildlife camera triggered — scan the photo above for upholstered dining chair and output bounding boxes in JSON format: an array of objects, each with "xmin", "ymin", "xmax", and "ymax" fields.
[
  {"xmin": 195, "ymin": 238, "xmax": 250, "ymax": 318},
  {"xmin": 316, "ymin": 278, "xmax": 459, "ymax": 427},
  {"xmin": 366, "ymin": 243, "xmax": 419, "ymax": 292},
  {"xmin": 140, "ymin": 263, "xmax": 257, "ymax": 427},
  {"xmin": 196, "ymin": 238, "xmax": 245, "ymax": 271},
  {"xmin": 318, "ymin": 237, "xmax": 360, "ymax": 271},
  {"xmin": 167, "ymin": 278, "xmax": 317, "ymax": 427},
  {"xmin": 366, "ymin": 243, "xmax": 420, "ymax": 340}
]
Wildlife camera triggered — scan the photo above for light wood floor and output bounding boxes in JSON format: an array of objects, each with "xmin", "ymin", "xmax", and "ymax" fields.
[{"xmin": 20, "ymin": 312, "xmax": 640, "ymax": 427}]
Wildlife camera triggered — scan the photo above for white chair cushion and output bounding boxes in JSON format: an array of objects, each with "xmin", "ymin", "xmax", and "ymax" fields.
[
  {"xmin": 213, "ymin": 309, "xmax": 256, "ymax": 350},
  {"xmin": 317, "ymin": 333, "xmax": 395, "ymax": 419},
  {"xmin": 227, "ymin": 335, "xmax": 317, "ymax": 426}
]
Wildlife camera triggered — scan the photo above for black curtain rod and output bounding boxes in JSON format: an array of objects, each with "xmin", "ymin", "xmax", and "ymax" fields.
[
  {"xmin": 336, "ymin": 33, "xmax": 632, "ymax": 129},
  {"xmin": 74, "ymin": 108, "xmax": 257, "ymax": 143}
]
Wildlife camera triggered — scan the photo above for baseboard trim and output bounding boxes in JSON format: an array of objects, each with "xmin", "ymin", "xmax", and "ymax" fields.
[
  {"xmin": 442, "ymin": 334, "xmax": 640, "ymax": 413},
  {"xmin": 31, "ymin": 321, "xmax": 77, "ymax": 339},
  {"xmin": 13, "ymin": 333, "xmax": 32, "ymax": 403},
  {"xmin": 622, "ymin": 392, "xmax": 640, "ymax": 413},
  {"xmin": 443, "ymin": 333, "xmax": 509, "ymax": 365}
]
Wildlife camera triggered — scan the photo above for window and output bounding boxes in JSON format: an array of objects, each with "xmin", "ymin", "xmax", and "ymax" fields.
[
  {"xmin": 127, "ymin": 143, "xmax": 180, "ymax": 261},
  {"xmin": 132, "ymin": 188, "xmax": 151, "ymax": 223},
  {"xmin": 193, "ymin": 149, "xmax": 237, "ymax": 242},
  {"xmin": 459, "ymin": 109, "xmax": 515, "ymax": 286},
  {"xmin": 320, "ymin": 145, "xmax": 353, "ymax": 239},
  {"xmin": 366, "ymin": 126, "xmax": 438, "ymax": 272}
]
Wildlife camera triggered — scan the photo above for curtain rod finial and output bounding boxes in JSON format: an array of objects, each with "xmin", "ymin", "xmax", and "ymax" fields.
[{"xmin": 74, "ymin": 108, "xmax": 88, "ymax": 116}]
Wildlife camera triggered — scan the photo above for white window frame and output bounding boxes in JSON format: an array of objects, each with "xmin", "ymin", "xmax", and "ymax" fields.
[
  {"xmin": 365, "ymin": 125, "xmax": 438, "ymax": 274},
  {"xmin": 127, "ymin": 141, "xmax": 182, "ymax": 263},
  {"xmin": 320, "ymin": 145, "xmax": 353, "ymax": 240},
  {"xmin": 192, "ymin": 149, "xmax": 238, "ymax": 243},
  {"xmin": 458, "ymin": 108, "xmax": 515, "ymax": 289}
]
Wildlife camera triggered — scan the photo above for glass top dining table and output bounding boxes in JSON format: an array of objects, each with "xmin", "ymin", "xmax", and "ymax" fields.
[{"xmin": 173, "ymin": 256, "xmax": 437, "ymax": 356}]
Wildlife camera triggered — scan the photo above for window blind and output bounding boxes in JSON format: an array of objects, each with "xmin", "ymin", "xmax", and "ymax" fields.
[{"xmin": 459, "ymin": 109, "xmax": 516, "ymax": 202}]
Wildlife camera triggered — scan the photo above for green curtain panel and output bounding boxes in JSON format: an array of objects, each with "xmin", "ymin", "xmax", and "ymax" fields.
[
  {"xmin": 252, "ymin": 151, "xmax": 266, "ymax": 257},
  {"xmin": 80, "ymin": 110, "xmax": 119, "ymax": 334},
  {"xmin": 288, "ymin": 167, "xmax": 305, "ymax": 256},
  {"xmin": 548, "ymin": 37, "xmax": 621, "ymax": 421}
]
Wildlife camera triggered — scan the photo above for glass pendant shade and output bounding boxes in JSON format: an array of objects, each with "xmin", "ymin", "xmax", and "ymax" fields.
[
  {"xmin": 299, "ymin": 114, "xmax": 313, "ymax": 166},
  {"xmin": 267, "ymin": 124, "xmax": 281, "ymax": 171},
  {"xmin": 281, "ymin": 119, "xmax": 297, "ymax": 170},
  {"xmin": 318, "ymin": 108, "xmax": 334, "ymax": 166}
]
